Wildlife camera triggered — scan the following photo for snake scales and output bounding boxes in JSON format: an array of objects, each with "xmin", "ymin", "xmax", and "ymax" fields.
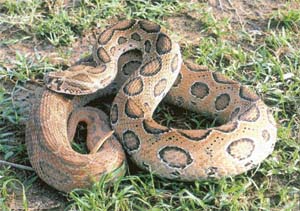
[{"xmin": 25, "ymin": 19, "xmax": 277, "ymax": 192}]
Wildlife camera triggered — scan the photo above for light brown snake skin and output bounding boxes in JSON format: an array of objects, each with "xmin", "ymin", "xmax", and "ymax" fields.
[{"xmin": 25, "ymin": 19, "xmax": 277, "ymax": 192}]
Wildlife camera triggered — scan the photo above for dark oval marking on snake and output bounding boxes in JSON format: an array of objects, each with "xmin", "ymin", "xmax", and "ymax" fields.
[
  {"xmin": 239, "ymin": 86, "xmax": 259, "ymax": 102},
  {"xmin": 158, "ymin": 146, "xmax": 193, "ymax": 169},
  {"xmin": 111, "ymin": 104, "xmax": 118, "ymax": 124},
  {"xmin": 125, "ymin": 99, "xmax": 144, "ymax": 119},
  {"xmin": 98, "ymin": 28, "xmax": 115, "ymax": 45},
  {"xmin": 122, "ymin": 130, "xmax": 141, "ymax": 152},
  {"xmin": 123, "ymin": 76, "xmax": 144, "ymax": 96},
  {"xmin": 138, "ymin": 20, "xmax": 161, "ymax": 33},
  {"xmin": 97, "ymin": 47, "xmax": 111, "ymax": 63},
  {"xmin": 227, "ymin": 138, "xmax": 255, "ymax": 160},
  {"xmin": 238, "ymin": 104, "xmax": 260, "ymax": 122},
  {"xmin": 113, "ymin": 19, "xmax": 136, "ymax": 31},
  {"xmin": 154, "ymin": 78, "xmax": 167, "ymax": 97},
  {"xmin": 178, "ymin": 130, "xmax": 212, "ymax": 141},
  {"xmin": 118, "ymin": 36, "xmax": 127, "ymax": 44},
  {"xmin": 156, "ymin": 33, "xmax": 172, "ymax": 55},
  {"xmin": 142, "ymin": 119, "xmax": 169, "ymax": 134},
  {"xmin": 131, "ymin": 32, "xmax": 141, "ymax": 41},
  {"xmin": 215, "ymin": 93, "xmax": 230, "ymax": 111},
  {"xmin": 215, "ymin": 121, "xmax": 238, "ymax": 133},
  {"xmin": 140, "ymin": 57, "xmax": 162, "ymax": 76},
  {"xmin": 212, "ymin": 72, "xmax": 238, "ymax": 84},
  {"xmin": 190, "ymin": 82, "xmax": 209, "ymax": 99}
]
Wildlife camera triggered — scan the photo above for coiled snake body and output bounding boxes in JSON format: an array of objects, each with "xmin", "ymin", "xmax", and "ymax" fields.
[{"xmin": 26, "ymin": 20, "xmax": 277, "ymax": 192}]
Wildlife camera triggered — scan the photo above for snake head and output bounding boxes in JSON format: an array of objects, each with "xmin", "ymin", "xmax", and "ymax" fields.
[
  {"xmin": 44, "ymin": 71, "xmax": 93, "ymax": 95},
  {"xmin": 44, "ymin": 64, "xmax": 115, "ymax": 95},
  {"xmin": 44, "ymin": 72, "xmax": 65, "ymax": 92}
]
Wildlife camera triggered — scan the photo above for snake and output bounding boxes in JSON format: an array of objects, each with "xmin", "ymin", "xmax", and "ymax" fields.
[{"xmin": 25, "ymin": 19, "xmax": 277, "ymax": 192}]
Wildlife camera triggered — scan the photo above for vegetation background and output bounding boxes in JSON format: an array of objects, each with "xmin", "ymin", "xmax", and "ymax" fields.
[{"xmin": 0, "ymin": 0, "xmax": 299, "ymax": 210}]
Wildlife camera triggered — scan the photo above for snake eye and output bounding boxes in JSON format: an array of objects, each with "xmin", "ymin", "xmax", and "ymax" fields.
[
  {"xmin": 54, "ymin": 78, "xmax": 62, "ymax": 84},
  {"xmin": 52, "ymin": 78, "xmax": 64, "ymax": 91}
]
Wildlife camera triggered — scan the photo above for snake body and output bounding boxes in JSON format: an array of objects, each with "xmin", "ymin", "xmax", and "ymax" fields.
[{"xmin": 26, "ymin": 20, "xmax": 277, "ymax": 192}]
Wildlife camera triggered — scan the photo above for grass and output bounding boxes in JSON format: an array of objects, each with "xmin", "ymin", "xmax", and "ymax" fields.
[{"xmin": 0, "ymin": 0, "xmax": 300, "ymax": 210}]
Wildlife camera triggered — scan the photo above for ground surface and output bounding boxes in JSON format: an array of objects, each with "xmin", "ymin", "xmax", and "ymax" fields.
[{"xmin": 0, "ymin": 0, "xmax": 300, "ymax": 210}]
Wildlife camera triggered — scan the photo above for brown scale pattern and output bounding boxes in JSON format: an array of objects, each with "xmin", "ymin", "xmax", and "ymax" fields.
[
  {"xmin": 190, "ymin": 82, "xmax": 210, "ymax": 99},
  {"xmin": 26, "ymin": 90, "xmax": 126, "ymax": 192},
  {"xmin": 140, "ymin": 57, "xmax": 162, "ymax": 76},
  {"xmin": 123, "ymin": 77, "xmax": 144, "ymax": 96},
  {"xmin": 26, "ymin": 19, "xmax": 277, "ymax": 192},
  {"xmin": 125, "ymin": 99, "xmax": 144, "ymax": 118},
  {"xmin": 215, "ymin": 93, "xmax": 231, "ymax": 111},
  {"xmin": 154, "ymin": 79, "xmax": 167, "ymax": 97}
]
